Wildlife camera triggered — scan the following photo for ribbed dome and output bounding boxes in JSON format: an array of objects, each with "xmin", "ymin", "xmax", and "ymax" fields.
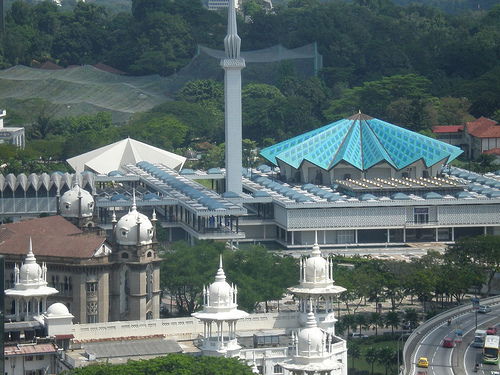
[
  {"xmin": 297, "ymin": 308, "xmax": 324, "ymax": 357},
  {"xmin": 209, "ymin": 259, "xmax": 232, "ymax": 307},
  {"xmin": 305, "ymin": 243, "xmax": 327, "ymax": 283},
  {"xmin": 60, "ymin": 183, "xmax": 94, "ymax": 218},
  {"xmin": 46, "ymin": 302, "xmax": 70, "ymax": 316},
  {"xmin": 115, "ymin": 197, "xmax": 153, "ymax": 246},
  {"xmin": 20, "ymin": 242, "xmax": 43, "ymax": 284}
]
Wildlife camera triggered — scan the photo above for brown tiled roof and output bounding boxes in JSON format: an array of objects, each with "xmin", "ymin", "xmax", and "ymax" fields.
[
  {"xmin": 0, "ymin": 216, "xmax": 83, "ymax": 237},
  {"xmin": 484, "ymin": 148, "xmax": 500, "ymax": 155},
  {"xmin": 93, "ymin": 62, "xmax": 126, "ymax": 75},
  {"xmin": 5, "ymin": 343, "xmax": 57, "ymax": 356},
  {"xmin": 466, "ymin": 117, "xmax": 500, "ymax": 138},
  {"xmin": 0, "ymin": 216, "xmax": 107, "ymax": 260},
  {"xmin": 432, "ymin": 125, "xmax": 464, "ymax": 133}
]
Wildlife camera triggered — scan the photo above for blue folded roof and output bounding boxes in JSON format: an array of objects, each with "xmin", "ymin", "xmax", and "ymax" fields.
[{"xmin": 260, "ymin": 113, "xmax": 463, "ymax": 172}]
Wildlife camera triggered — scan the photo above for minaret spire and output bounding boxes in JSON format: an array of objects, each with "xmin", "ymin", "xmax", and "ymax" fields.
[
  {"xmin": 221, "ymin": 0, "xmax": 245, "ymax": 195},
  {"xmin": 224, "ymin": 0, "xmax": 241, "ymax": 59}
]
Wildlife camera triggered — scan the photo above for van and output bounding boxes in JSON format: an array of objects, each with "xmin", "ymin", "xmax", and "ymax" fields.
[{"xmin": 474, "ymin": 329, "xmax": 487, "ymax": 348}]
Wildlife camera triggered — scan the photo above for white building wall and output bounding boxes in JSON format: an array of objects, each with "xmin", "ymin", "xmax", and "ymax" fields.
[{"xmin": 71, "ymin": 311, "xmax": 301, "ymax": 341}]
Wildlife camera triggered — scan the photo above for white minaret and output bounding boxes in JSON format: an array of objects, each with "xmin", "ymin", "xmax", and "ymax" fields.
[{"xmin": 222, "ymin": 0, "xmax": 245, "ymax": 194}]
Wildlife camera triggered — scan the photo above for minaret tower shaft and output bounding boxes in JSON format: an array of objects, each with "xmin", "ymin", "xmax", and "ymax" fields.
[{"xmin": 222, "ymin": 0, "xmax": 245, "ymax": 194}]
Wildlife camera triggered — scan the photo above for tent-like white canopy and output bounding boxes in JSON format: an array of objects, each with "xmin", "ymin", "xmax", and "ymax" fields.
[{"xmin": 67, "ymin": 138, "xmax": 186, "ymax": 175}]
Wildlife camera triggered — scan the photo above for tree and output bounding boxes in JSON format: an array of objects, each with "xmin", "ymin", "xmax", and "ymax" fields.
[
  {"xmin": 65, "ymin": 353, "xmax": 254, "ymax": 374},
  {"xmin": 377, "ymin": 346, "xmax": 397, "ymax": 375},
  {"xmin": 161, "ymin": 241, "xmax": 224, "ymax": 316},
  {"xmin": 365, "ymin": 347, "xmax": 379, "ymax": 375},
  {"xmin": 348, "ymin": 341, "xmax": 362, "ymax": 372},
  {"xmin": 175, "ymin": 79, "xmax": 224, "ymax": 110},
  {"xmin": 384, "ymin": 310, "xmax": 401, "ymax": 334},
  {"xmin": 369, "ymin": 312, "xmax": 383, "ymax": 335}
]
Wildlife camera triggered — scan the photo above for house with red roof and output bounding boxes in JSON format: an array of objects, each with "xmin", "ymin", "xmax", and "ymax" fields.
[
  {"xmin": 432, "ymin": 125, "xmax": 464, "ymax": 147},
  {"xmin": 465, "ymin": 117, "xmax": 500, "ymax": 159}
]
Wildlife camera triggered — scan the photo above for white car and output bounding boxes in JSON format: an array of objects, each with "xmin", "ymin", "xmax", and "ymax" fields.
[
  {"xmin": 348, "ymin": 333, "xmax": 368, "ymax": 339},
  {"xmin": 478, "ymin": 305, "xmax": 492, "ymax": 313}
]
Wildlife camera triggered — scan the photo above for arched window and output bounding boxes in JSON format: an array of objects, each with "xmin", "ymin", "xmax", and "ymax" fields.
[
  {"xmin": 121, "ymin": 252, "xmax": 129, "ymax": 259},
  {"xmin": 273, "ymin": 364, "xmax": 283, "ymax": 374}
]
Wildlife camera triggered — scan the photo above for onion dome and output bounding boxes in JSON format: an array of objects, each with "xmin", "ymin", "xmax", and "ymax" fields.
[
  {"xmin": 60, "ymin": 181, "xmax": 94, "ymax": 218},
  {"xmin": 115, "ymin": 194, "xmax": 153, "ymax": 246},
  {"xmin": 297, "ymin": 306, "xmax": 325, "ymax": 357},
  {"xmin": 20, "ymin": 238, "xmax": 45, "ymax": 285},
  {"xmin": 208, "ymin": 256, "xmax": 233, "ymax": 309},
  {"xmin": 305, "ymin": 243, "xmax": 327, "ymax": 283}
]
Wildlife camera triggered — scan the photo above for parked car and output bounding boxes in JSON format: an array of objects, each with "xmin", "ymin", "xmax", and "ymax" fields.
[
  {"xmin": 443, "ymin": 338, "xmax": 454, "ymax": 348},
  {"xmin": 478, "ymin": 305, "xmax": 492, "ymax": 313},
  {"xmin": 487, "ymin": 326, "xmax": 498, "ymax": 335},
  {"xmin": 418, "ymin": 357, "xmax": 429, "ymax": 368},
  {"xmin": 402, "ymin": 321, "xmax": 418, "ymax": 330},
  {"xmin": 348, "ymin": 332, "xmax": 368, "ymax": 339}
]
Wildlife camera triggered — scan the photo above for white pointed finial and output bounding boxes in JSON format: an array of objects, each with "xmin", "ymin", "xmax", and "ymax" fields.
[
  {"xmin": 132, "ymin": 188, "xmax": 137, "ymax": 211},
  {"xmin": 224, "ymin": 0, "xmax": 241, "ymax": 59}
]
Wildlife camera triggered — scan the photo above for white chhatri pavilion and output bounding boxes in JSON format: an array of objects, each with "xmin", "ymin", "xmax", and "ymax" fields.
[
  {"xmin": 192, "ymin": 255, "xmax": 248, "ymax": 357},
  {"xmin": 288, "ymin": 232, "xmax": 346, "ymax": 334},
  {"xmin": 281, "ymin": 301, "xmax": 345, "ymax": 375},
  {"xmin": 5, "ymin": 238, "xmax": 59, "ymax": 321}
]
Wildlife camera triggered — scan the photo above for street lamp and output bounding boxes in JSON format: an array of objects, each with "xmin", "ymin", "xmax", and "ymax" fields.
[{"xmin": 397, "ymin": 333, "xmax": 409, "ymax": 375}]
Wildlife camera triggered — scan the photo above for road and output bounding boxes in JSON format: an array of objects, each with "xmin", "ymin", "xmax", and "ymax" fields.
[{"xmin": 411, "ymin": 305, "xmax": 500, "ymax": 375}]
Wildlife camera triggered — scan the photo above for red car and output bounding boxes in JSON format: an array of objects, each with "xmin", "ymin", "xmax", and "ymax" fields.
[
  {"xmin": 487, "ymin": 326, "xmax": 498, "ymax": 335},
  {"xmin": 443, "ymin": 338, "xmax": 454, "ymax": 348}
]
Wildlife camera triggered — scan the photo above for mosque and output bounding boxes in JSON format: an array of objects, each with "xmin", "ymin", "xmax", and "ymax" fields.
[{"xmin": 1, "ymin": 0, "xmax": 500, "ymax": 372}]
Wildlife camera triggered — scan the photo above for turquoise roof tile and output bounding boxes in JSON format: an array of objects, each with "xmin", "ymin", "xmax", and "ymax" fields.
[{"xmin": 260, "ymin": 113, "xmax": 463, "ymax": 171}]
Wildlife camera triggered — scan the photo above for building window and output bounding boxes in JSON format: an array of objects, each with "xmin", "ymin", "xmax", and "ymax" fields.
[
  {"xmin": 36, "ymin": 355, "xmax": 44, "ymax": 361},
  {"xmin": 273, "ymin": 364, "xmax": 283, "ymax": 374},
  {"xmin": 414, "ymin": 207, "xmax": 429, "ymax": 224},
  {"xmin": 25, "ymin": 355, "xmax": 33, "ymax": 361}
]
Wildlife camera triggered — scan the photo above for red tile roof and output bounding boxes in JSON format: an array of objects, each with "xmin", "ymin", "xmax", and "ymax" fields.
[
  {"xmin": 432, "ymin": 125, "xmax": 464, "ymax": 133},
  {"xmin": 5, "ymin": 343, "xmax": 57, "ymax": 356},
  {"xmin": 484, "ymin": 148, "xmax": 500, "ymax": 155},
  {"xmin": 466, "ymin": 117, "xmax": 500, "ymax": 138},
  {"xmin": 0, "ymin": 216, "xmax": 107, "ymax": 260}
]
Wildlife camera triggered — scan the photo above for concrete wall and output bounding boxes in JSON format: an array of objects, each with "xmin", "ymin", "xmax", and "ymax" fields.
[{"xmin": 72, "ymin": 311, "xmax": 301, "ymax": 341}]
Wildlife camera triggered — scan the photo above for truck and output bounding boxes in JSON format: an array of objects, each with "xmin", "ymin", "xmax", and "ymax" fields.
[{"xmin": 474, "ymin": 329, "xmax": 488, "ymax": 348}]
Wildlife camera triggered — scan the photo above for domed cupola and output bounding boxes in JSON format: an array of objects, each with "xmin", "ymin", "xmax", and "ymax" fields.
[
  {"xmin": 192, "ymin": 255, "xmax": 249, "ymax": 358},
  {"xmin": 281, "ymin": 301, "xmax": 344, "ymax": 374},
  {"xmin": 115, "ymin": 194, "xmax": 153, "ymax": 246},
  {"xmin": 304, "ymin": 242, "xmax": 328, "ymax": 284},
  {"xmin": 19, "ymin": 239, "xmax": 45, "ymax": 286},
  {"xmin": 59, "ymin": 180, "xmax": 94, "ymax": 219},
  {"xmin": 207, "ymin": 256, "xmax": 234, "ymax": 311},
  {"xmin": 5, "ymin": 238, "xmax": 59, "ymax": 321},
  {"xmin": 296, "ymin": 304, "xmax": 326, "ymax": 357}
]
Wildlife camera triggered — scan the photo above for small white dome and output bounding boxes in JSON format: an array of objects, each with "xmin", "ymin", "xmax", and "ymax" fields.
[
  {"xmin": 19, "ymin": 245, "xmax": 43, "ymax": 284},
  {"xmin": 60, "ymin": 183, "xmax": 94, "ymax": 218},
  {"xmin": 305, "ymin": 243, "xmax": 327, "ymax": 282},
  {"xmin": 115, "ymin": 200, "xmax": 153, "ymax": 246},
  {"xmin": 208, "ymin": 267, "xmax": 232, "ymax": 307},
  {"xmin": 46, "ymin": 302, "xmax": 70, "ymax": 316},
  {"xmin": 297, "ymin": 310, "xmax": 325, "ymax": 357}
]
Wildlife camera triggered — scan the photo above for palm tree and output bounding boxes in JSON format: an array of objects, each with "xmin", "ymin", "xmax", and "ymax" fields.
[
  {"xmin": 384, "ymin": 310, "xmax": 401, "ymax": 334},
  {"xmin": 377, "ymin": 346, "xmax": 397, "ymax": 375},
  {"xmin": 343, "ymin": 314, "xmax": 356, "ymax": 337},
  {"xmin": 348, "ymin": 341, "xmax": 362, "ymax": 372},
  {"xmin": 365, "ymin": 347, "xmax": 379, "ymax": 375},
  {"xmin": 370, "ymin": 312, "xmax": 383, "ymax": 335},
  {"xmin": 356, "ymin": 313, "xmax": 369, "ymax": 335}
]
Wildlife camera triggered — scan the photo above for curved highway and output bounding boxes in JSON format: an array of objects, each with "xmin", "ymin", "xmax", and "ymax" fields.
[{"xmin": 410, "ymin": 304, "xmax": 500, "ymax": 375}]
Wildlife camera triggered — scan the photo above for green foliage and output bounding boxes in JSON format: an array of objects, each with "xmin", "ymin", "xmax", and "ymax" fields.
[
  {"xmin": 161, "ymin": 242, "xmax": 298, "ymax": 314},
  {"xmin": 64, "ymin": 353, "xmax": 254, "ymax": 374},
  {"xmin": 174, "ymin": 79, "xmax": 224, "ymax": 111},
  {"xmin": 120, "ymin": 115, "xmax": 189, "ymax": 150}
]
